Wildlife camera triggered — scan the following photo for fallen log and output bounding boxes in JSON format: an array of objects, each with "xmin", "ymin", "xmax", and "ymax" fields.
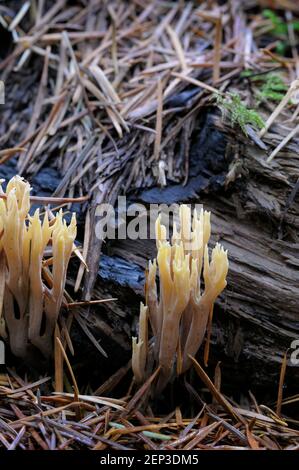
[{"xmin": 74, "ymin": 112, "xmax": 299, "ymax": 396}]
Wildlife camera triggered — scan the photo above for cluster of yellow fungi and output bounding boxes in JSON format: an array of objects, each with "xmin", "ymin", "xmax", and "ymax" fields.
[
  {"xmin": 132, "ymin": 205, "xmax": 228, "ymax": 392},
  {"xmin": 0, "ymin": 176, "xmax": 76, "ymax": 360}
]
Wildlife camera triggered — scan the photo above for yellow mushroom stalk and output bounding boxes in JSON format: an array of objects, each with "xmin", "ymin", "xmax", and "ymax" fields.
[
  {"xmin": 132, "ymin": 302, "xmax": 148, "ymax": 383},
  {"xmin": 0, "ymin": 176, "xmax": 77, "ymax": 360},
  {"xmin": 156, "ymin": 241, "xmax": 190, "ymax": 389},
  {"xmin": 132, "ymin": 204, "xmax": 228, "ymax": 392},
  {"xmin": 181, "ymin": 242, "xmax": 228, "ymax": 373}
]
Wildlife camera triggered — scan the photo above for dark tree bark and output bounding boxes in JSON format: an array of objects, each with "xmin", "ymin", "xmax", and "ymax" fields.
[{"xmin": 74, "ymin": 113, "xmax": 299, "ymax": 395}]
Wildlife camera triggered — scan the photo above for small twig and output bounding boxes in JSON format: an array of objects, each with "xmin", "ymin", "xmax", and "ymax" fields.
[
  {"xmin": 0, "ymin": 194, "xmax": 89, "ymax": 204},
  {"xmin": 259, "ymin": 79, "xmax": 299, "ymax": 138},
  {"xmin": 153, "ymin": 79, "xmax": 163, "ymax": 161},
  {"xmin": 267, "ymin": 122, "xmax": 299, "ymax": 162},
  {"xmin": 66, "ymin": 298, "xmax": 117, "ymax": 308},
  {"xmin": 55, "ymin": 337, "xmax": 80, "ymax": 402},
  {"xmin": 171, "ymin": 72, "xmax": 221, "ymax": 94},
  {"xmin": 276, "ymin": 350, "xmax": 288, "ymax": 417},
  {"xmin": 189, "ymin": 355, "xmax": 245, "ymax": 424}
]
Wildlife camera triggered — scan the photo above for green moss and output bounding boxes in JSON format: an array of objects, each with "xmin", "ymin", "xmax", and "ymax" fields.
[
  {"xmin": 214, "ymin": 92, "xmax": 265, "ymax": 135},
  {"xmin": 256, "ymin": 73, "xmax": 287, "ymax": 103},
  {"xmin": 263, "ymin": 9, "xmax": 299, "ymax": 35},
  {"xmin": 262, "ymin": 9, "xmax": 299, "ymax": 56},
  {"xmin": 263, "ymin": 9, "xmax": 288, "ymax": 35}
]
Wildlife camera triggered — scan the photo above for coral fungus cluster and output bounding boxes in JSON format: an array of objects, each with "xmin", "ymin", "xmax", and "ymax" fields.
[
  {"xmin": 132, "ymin": 205, "xmax": 228, "ymax": 392},
  {"xmin": 0, "ymin": 176, "xmax": 76, "ymax": 360}
]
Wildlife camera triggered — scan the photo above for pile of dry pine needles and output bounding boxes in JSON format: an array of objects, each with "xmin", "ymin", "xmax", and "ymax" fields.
[
  {"xmin": 1, "ymin": 0, "xmax": 298, "ymax": 194},
  {"xmin": 1, "ymin": 357, "xmax": 299, "ymax": 450}
]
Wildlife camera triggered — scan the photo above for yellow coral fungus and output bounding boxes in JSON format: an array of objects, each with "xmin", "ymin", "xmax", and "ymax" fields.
[
  {"xmin": 132, "ymin": 302, "xmax": 148, "ymax": 384},
  {"xmin": 0, "ymin": 176, "xmax": 77, "ymax": 360},
  {"xmin": 132, "ymin": 205, "xmax": 228, "ymax": 392}
]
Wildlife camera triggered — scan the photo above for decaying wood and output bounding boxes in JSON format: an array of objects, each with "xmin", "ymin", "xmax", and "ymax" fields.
[{"xmin": 78, "ymin": 113, "xmax": 299, "ymax": 393}]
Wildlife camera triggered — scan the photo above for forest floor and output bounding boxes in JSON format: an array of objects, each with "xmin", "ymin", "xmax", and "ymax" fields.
[{"xmin": 0, "ymin": 0, "xmax": 299, "ymax": 450}]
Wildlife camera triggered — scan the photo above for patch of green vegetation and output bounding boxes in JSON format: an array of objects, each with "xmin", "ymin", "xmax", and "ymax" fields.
[
  {"xmin": 263, "ymin": 9, "xmax": 299, "ymax": 36},
  {"xmin": 240, "ymin": 70, "xmax": 256, "ymax": 78},
  {"xmin": 214, "ymin": 92, "xmax": 265, "ymax": 136},
  {"xmin": 262, "ymin": 9, "xmax": 299, "ymax": 56},
  {"xmin": 275, "ymin": 41, "xmax": 287, "ymax": 56},
  {"xmin": 241, "ymin": 71, "xmax": 287, "ymax": 104},
  {"xmin": 256, "ymin": 73, "xmax": 287, "ymax": 103}
]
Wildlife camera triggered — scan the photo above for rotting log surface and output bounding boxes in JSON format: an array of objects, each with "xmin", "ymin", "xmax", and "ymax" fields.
[{"xmin": 77, "ymin": 112, "xmax": 299, "ymax": 394}]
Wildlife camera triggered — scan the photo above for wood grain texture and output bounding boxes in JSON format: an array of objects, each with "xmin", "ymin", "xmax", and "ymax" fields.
[{"xmin": 79, "ymin": 114, "xmax": 299, "ymax": 393}]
